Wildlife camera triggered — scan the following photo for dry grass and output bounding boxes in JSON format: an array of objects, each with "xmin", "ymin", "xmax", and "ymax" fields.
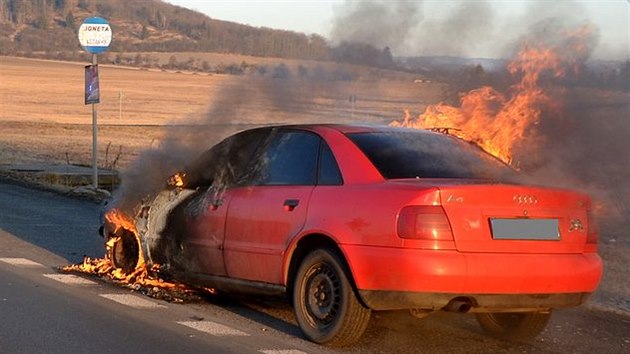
[
  {"xmin": 0, "ymin": 56, "xmax": 231, "ymax": 125},
  {"xmin": 0, "ymin": 55, "xmax": 444, "ymax": 167}
]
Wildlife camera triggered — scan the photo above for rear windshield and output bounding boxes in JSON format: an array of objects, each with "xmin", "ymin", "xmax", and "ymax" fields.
[{"xmin": 347, "ymin": 131, "xmax": 518, "ymax": 180}]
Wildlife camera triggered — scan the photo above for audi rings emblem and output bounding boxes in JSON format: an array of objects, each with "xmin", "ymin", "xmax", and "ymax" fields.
[{"xmin": 513, "ymin": 195, "xmax": 538, "ymax": 205}]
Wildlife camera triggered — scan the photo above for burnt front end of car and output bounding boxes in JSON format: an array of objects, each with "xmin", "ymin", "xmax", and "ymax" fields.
[{"xmin": 100, "ymin": 172, "xmax": 199, "ymax": 275}]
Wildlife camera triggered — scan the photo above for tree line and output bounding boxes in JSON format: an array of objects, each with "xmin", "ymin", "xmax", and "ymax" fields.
[{"xmin": 0, "ymin": 0, "xmax": 394, "ymax": 69}]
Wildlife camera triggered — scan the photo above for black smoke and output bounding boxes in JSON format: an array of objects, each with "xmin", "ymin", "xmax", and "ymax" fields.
[
  {"xmin": 329, "ymin": 0, "xmax": 603, "ymax": 60},
  {"xmin": 110, "ymin": 75, "xmax": 351, "ymax": 213},
  {"xmin": 330, "ymin": 1, "xmax": 422, "ymax": 50}
]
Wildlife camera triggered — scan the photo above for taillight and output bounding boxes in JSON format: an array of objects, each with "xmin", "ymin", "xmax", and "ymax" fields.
[{"xmin": 398, "ymin": 206, "xmax": 454, "ymax": 240}]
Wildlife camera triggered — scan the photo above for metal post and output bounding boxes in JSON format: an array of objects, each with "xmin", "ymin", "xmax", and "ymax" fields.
[{"xmin": 92, "ymin": 53, "xmax": 98, "ymax": 189}]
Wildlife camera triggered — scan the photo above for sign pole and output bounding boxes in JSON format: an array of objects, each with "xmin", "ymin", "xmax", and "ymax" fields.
[
  {"xmin": 78, "ymin": 16, "xmax": 112, "ymax": 190},
  {"xmin": 91, "ymin": 53, "xmax": 98, "ymax": 189}
]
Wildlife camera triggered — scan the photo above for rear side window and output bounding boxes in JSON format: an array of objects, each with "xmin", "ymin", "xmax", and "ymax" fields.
[
  {"xmin": 253, "ymin": 131, "xmax": 320, "ymax": 185},
  {"xmin": 318, "ymin": 142, "xmax": 343, "ymax": 185},
  {"xmin": 347, "ymin": 131, "xmax": 517, "ymax": 180}
]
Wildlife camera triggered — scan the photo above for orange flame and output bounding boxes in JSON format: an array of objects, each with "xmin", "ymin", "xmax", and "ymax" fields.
[
  {"xmin": 104, "ymin": 208, "xmax": 146, "ymax": 269},
  {"xmin": 62, "ymin": 208, "xmax": 194, "ymax": 296},
  {"xmin": 167, "ymin": 172, "xmax": 186, "ymax": 188},
  {"xmin": 392, "ymin": 25, "xmax": 595, "ymax": 166}
]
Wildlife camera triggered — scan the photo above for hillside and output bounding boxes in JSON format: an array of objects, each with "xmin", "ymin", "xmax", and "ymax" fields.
[{"xmin": 0, "ymin": 0, "xmax": 393, "ymax": 68}]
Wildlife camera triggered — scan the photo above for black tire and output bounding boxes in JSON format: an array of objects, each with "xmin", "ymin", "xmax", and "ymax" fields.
[
  {"xmin": 293, "ymin": 248, "xmax": 371, "ymax": 347},
  {"xmin": 475, "ymin": 311, "xmax": 552, "ymax": 341}
]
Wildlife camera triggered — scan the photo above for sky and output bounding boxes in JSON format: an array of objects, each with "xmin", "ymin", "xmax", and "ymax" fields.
[{"xmin": 164, "ymin": 0, "xmax": 629, "ymax": 60}]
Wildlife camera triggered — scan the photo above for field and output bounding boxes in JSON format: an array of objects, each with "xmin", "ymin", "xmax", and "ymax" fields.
[
  {"xmin": 1, "ymin": 55, "xmax": 629, "ymax": 316},
  {"xmin": 0, "ymin": 56, "xmax": 442, "ymax": 167}
]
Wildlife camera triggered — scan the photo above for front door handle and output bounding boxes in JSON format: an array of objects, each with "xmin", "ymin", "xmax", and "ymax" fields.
[{"xmin": 283, "ymin": 199, "xmax": 299, "ymax": 211}]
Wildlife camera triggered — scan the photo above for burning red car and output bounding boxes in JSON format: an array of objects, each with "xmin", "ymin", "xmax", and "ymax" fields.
[{"xmin": 103, "ymin": 124, "xmax": 602, "ymax": 347}]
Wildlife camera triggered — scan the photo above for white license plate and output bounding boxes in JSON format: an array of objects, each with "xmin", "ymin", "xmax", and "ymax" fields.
[{"xmin": 490, "ymin": 218, "xmax": 559, "ymax": 240}]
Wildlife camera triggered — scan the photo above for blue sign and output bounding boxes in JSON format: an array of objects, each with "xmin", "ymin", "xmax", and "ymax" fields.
[{"xmin": 78, "ymin": 17, "xmax": 112, "ymax": 54}]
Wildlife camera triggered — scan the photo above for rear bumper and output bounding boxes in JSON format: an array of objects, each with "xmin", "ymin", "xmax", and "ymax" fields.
[
  {"xmin": 342, "ymin": 245, "xmax": 602, "ymax": 310},
  {"xmin": 359, "ymin": 290, "xmax": 591, "ymax": 311}
]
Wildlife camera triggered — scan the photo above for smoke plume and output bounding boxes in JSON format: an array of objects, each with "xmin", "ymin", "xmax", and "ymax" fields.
[
  {"xmin": 330, "ymin": 0, "xmax": 600, "ymax": 59},
  {"xmin": 330, "ymin": 0, "xmax": 423, "ymax": 50},
  {"xmin": 110, "ymin": 74, "xmax": 348, "ymax": 213},
  {"xmin": 409, "ymin": 0, "xmax": 496, "ymax": 58}
]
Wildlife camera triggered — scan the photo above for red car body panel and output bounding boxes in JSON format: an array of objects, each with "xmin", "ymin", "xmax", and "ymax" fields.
[
  {"xmin": 341, "ymin": 246, "xmax": 602, "ymax": 293},
  {"xmin": 186, "ymin": 191, "xmax": 233, "ymax": 276},
  {"xmin": 181, "ymin": 124, "xmax": 602, "ymax": 311},
  {"xmin": 288, "ymin": 180, "xmax": 602, "ymax": 293},
  {"xmin": 438, "ymin": 183, "xmax": 592, "ymax": 254},
  {"xmin": 224, "ymin": 185, "xmax": 314, "ymax": 284},
  {"xmin": 289, "ymin": 126, "xmax": 600, "ymax": 307}
]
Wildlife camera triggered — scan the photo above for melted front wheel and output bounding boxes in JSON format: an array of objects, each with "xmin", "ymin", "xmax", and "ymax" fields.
[{"xmin": 109, "ymin": 230, "xmax": 141, "ymax": 273}]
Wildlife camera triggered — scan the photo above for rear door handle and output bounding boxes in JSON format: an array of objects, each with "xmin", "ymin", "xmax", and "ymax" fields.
[{"xmin": 283, "ymin": 199, "xmax": 299, "ymax": 211}]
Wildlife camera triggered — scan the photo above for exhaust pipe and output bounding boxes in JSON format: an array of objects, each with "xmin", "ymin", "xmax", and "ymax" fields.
[{"xmin": 443, "ymin": 298, "xmax": 473, "ymax": 313}]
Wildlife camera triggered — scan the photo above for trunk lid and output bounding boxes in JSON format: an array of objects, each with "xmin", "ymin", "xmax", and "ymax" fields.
[{"xmin": 437, "ymin": 182, "xmax": 590, "ymax": 253}]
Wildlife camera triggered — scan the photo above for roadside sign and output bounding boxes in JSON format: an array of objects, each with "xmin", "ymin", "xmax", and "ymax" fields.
[
  {"xmin": 77, "ymin": 17, "xmax": 112, "ymax": 188},
  {"xmin": 85, "ymin": 65, "xmax": 100, "ymax": 104},
  {"xmin": 78, "ymin": 17, "xmax": 112, "ymax": 54}
]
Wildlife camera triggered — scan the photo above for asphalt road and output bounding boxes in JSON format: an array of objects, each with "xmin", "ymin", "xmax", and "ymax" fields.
[
  {"xmin": 0, "ymin": 263, "xmax": 259, "ymax": 354},
  {"xmin": 0, "ymin": 180, "xmax": 628, "ymax": 354}
]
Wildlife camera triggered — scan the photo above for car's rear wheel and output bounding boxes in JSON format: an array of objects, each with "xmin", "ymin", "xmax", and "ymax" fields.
[
  {"xmin": 475, "ymin": 311, "xmax": 552, "ymax": 341},
  {"xmin": 293, "ymin": 248, "xmax": 371, "ymax": 347}
]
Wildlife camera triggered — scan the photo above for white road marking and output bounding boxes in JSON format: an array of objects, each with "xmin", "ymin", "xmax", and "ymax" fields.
[
  {"xmin": 0, "ymin": 257, "xmax": 45, "ymax": 267},
  {"xmin": 260, "ymin": 350, "xmax": 308, "ymax": 354},
  {"xmin": 43, "ymin": 273, "xmax": 96, "ymax": 285},
  {"xmin": 99, "ymin": 294, "xmax": 167, "ymax": 309},
  {"xmin": 177, "ymin": 320, "xmax": 249, "ymax": 337}
]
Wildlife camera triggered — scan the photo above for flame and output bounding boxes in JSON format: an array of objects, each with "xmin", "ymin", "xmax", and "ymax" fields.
[
  {"xmin": 392, "ymin": 25, "xmax": 595, "ymax": 166},
  {"xmin": 104, "ymin": 208, "xmax": 146, "ymax": 268},
  {"xmin": 62, "ymin": 208, "xmax": 201, "ymax": 298},
  {"xmin": 167, "ymin": 172, "xmax": 186, "ymax": 188}
]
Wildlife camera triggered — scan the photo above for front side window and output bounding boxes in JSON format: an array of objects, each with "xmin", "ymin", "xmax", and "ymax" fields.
[{"xmin": 185, "ymin": 129, "xmax": 269, "ymax": 188}]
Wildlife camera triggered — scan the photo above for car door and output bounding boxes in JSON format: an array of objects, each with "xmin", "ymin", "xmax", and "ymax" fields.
[
  {"xmin": 184, "ymin": 128, "xmax": 270, "ymax": 276},
  {"xmin": 183, "ymin": 188, "xmax": 234, "ymax": 276},
  {"xmin": 223, "ymin": 129, "xmax": 321, "ymax": 284}
]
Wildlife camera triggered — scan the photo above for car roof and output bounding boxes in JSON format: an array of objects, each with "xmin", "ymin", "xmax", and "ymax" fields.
[{"xmin": 269, "ymin": 123, "xmax": 437, "ymax": 136}]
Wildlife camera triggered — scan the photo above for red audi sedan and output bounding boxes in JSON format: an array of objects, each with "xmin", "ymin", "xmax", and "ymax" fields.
[{"xmin": 109, "ymin": 124, "xmax": 602, "ymax": 347}]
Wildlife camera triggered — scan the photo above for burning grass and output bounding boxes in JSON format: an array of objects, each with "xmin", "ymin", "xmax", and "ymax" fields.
[{"xmin": 392, "ymin": 24, "xmax": 597, "ymax": 167}]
